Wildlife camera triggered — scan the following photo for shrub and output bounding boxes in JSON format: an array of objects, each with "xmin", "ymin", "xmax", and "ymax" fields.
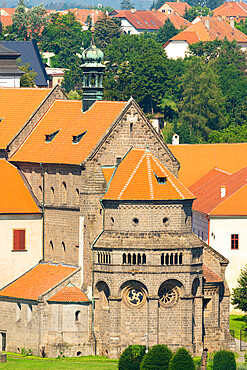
[
  {"xmin": 140, "ymin": 344, "xmax": 173, "ymax": 370},
  {"xmin": 118, "ymin": 345, "xmax": 146, "ymax": 370},
  {"xmin": 213, "ymin": 350, "xmax": 236, "ymax": 370},
  {"xmin": 169, "ymin": 348, "xmax": 195, "ymax": 370}
]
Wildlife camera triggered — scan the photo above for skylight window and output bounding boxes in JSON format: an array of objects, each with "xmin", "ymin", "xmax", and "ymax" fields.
[
  {"xmin": 151, "ymin": 21, "xmax": 156, "ymax": 25},
  {"xmin": 45, "ymin": 130, "xmax": 60, "ymax": 142},
  {"xmin": 136, "ymin": 20, "xmax": 141, "ymax": 24},
  {"xmin": 144, "ymin": 21, "xmax": 149, "ymax": 25},
  {"xmin": 72, "ymin": 131, "xmax": 87, "ymax": 144}
]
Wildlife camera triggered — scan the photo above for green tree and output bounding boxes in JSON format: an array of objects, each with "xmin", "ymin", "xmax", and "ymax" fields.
[
  {"xmin": 118, "ymin": 345, "xmax": 146, "ymax": 370},
  {"xmin": 178, "ymin": 57, "xmax": 227, "ymax": 143},
  {"xmin": 232, "ymin": 266, "xmax": 247, "ymax": 311},
  {"xmin": 120, "ymin": 0, "xmax": 135, "ymax": 10},
  {"xmin": 155, "ymin": 18, "xmax": 178, "ymax": 45},
  {"xmin": 235, "ymin": 19, "xmax": 247, "ymax": 35},
  {"xmin": 212, "ymin": 350, "xmax": 236, "ymax": 370},
  {"xmin": 95, "ymin": 12, "xmax": 122, "ymax": 49},
  {"xmin": 17, "ymin": 59, "xmax": 37, "ymax": 87},
  {"xmin": 140, "ymin": 345, "xmax": 173, "ymax": 370},
  {"xmin": 184, "ymin": 5, "xmax": 212, "ymax": 22},
  {"xmin": 10, "ymin": 0, "xmax": 48, "ymax": 40},
  {"xmin": 169, "ymin": 348, "xmax": 195, "ymax": 370}
]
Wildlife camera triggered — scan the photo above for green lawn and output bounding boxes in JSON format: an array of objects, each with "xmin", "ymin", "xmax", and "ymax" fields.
[
  {"xmin": 229, "ymin": 315, "xmax": 247, "ymax": 342},
  {"xmin": 0, "ymin": 353, "xmax": 118, "ymax": 369}
]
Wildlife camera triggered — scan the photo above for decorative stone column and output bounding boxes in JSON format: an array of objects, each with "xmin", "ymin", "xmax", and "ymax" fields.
[{"xmin": 108, "ymin": 296, "xmax": 121, "ymax": 359}]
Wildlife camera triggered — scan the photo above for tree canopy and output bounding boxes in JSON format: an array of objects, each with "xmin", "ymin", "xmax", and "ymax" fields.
[{"xmin": 232, "ymin": 266, "xmax": 247, "ymax": 312}]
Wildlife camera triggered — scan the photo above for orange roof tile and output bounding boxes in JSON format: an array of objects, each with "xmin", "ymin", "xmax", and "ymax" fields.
[
  {"xmin": 114, "ymin": 10, "xmax": 164, "ymax": 30},
  {"xmin": 70, "ymin": 8, "xmax": 102, "ymax": 24},
  {"xmin": 213, "ymin": 2, "xmax": 247, "ymax": 19},
  {"xmin": 164, "ymin": 31, "xmax": 199, "ymax": 47},
  {"xmin": 102, "ymin": 148, "xmax": 194, "ymax": 201},
  {"xmin": 0, "ymin": 14, "xmax": 12, "ymax": 27},
  {"xmin": 190, "ymin": 167, "xmax": 247, "ymax": 216},
  {"xmin": 102, "ymin": 166, "xmax": 115, "ymax": 183},
  {"xmin": 203, "ymin": 265, "xmax": 222, "ymax": 283},
  {"xmin": 0, "ymin": 159, "xmax": 40, "ymax": 214},
  {"xmin": 0, "ymin": 263, "xmax": 78, "ymax": 300},
  {"xmin": 48, "ymin": 286, "xmax": 90, "ymax": 302},
  {"xmin": 0, "ymin": 88, "xmax": 52, "ymax": 149},
  {"xmin": 166, "ymin": 16, "xmax": 247, "ymax": 44},
  {"xmin": 10, "ymin": 100, "xmax": 126, "ymax": 165},
  {"xmin": 211, "ymin": 183, "xmax": 247, "ymax": 216},
  {"xmin": 153, "ymin": 11, "xmax": 191, "ymax": 29},
  {"xmin": 158, "ymin": 2, "xmax": 191, "ymax": 16},
  {"xmin": 168, "ymin": 143, "xmax": 247, "ymax": 187}
]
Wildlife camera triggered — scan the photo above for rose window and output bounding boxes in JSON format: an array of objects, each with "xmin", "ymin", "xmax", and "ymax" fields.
[
  {"xmin": 127, "ymin": 289, "xmax": 144, "ymax": 306},
  {"xmin": 158, "ymin": 285, "xmax": 179, "ymax": 308}
]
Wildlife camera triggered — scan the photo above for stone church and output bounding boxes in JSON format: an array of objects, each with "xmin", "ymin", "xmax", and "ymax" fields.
[{"xmin": 0, "ymin": 40, "xmax": 234, "ymax": 357}]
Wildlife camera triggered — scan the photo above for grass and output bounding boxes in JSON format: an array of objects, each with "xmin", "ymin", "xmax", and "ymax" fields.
[
  {"xmin": 230, "ymin": 315, "xmax": 247, "ymax": 341},
  {"xmin": 0, "ymin": 353, "xmax": 118, "ymax": 369}
]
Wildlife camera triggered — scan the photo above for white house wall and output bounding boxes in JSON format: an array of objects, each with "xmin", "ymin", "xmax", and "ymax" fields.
[
  {"xmin": 209, "ymin": 216, "xmax": 247, "ymax": 296},
  {"xmin": 120, "ymin": 19, "xmax": 140, "ymax": 34},
  {"xmin": 164, "ymin": 41, "xmax": 189, "ymax": 59},
  {"xmin": 0, "ymin": 214, "xmax": 43, "ymax": 288},
  {"xmin": 0, "ymin": 76, "xmax": 21, "ymax": 88}
]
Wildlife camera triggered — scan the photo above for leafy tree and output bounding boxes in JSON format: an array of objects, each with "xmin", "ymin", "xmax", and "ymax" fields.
[
  {"xmin": 10, "ymin": 0, "xmax": 48, "ymax": 40},
  {"xmin": 155, "ymin": 19, "xmax": 178, "ymax": 45},
  {"xmin": 184, "ymin": 5, "xmax": 212, "ymax": 22},
  {"xmin": 212, "ymin": 350, "xmax": 236, "ymax": 370},
  {"xmin": 232, "ymin": 266, "xmax": 247, "ymax": 311},
  {"xmin": 168, "ymin": 348, "xmax": 195, "ymax": 370},
  {"xmin": 17, "ymin": 59, "xmax": 37, "ymax": 87},
  {"xmin": 178, "ymin": 57, "xmax": 227, "ymax": 143},
  {"xmin": 121, "ymin": 0, "xmax": 135, "ymax": 10},
  {"xmin": 209, "ymin": 123, "xmax": 247, "ymax": 143},
  {"xmin": 140, "ymin": 344, "xmax": 173, "ymax": 370},
  {"xmin": 235, "ymin": 18, "xmax": 247, "ymax": 35},
  {"xmin": 118, "ymin": 345, "xmax": 146, "ymax": 370},
  {"xmin": 94, "ymin": 12, "xmax": 122, "ymax": 49},
  {"xmin": 40, "ymin": 12, "xmax": 90, "ymax": 68}
]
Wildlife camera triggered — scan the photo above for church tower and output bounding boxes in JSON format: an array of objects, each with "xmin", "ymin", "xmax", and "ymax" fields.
[{"xmin": 80, "ymin": 32, "xmax": 105, "ymax": 112}]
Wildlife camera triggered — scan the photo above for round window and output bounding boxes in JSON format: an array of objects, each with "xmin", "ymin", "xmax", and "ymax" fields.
[
  {"xmin": 158, "ymin": 285, "xmax": 180, "ymax": 308},
  {"xmin": 132, "ymin": 218, "xmax": 139, "ymax": 225},
  {"xmin": 123, "ymin": 285, "xmax": 146, "ymax": 308}
]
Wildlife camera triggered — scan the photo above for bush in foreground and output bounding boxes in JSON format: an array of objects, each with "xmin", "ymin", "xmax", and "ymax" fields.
[
  {"xmin": 212, "ymin": 349, "xmax": 236, "ymax": 370},
  {"xmin": 140, "ymin": 344, "xmax": 172, "ymax": 370},
  {"xmin": 169, "ymin": 347, "xmax": 195, "ymax": 370},
  {"xmin": 118, "ymin": 345, "xmax": 146, "ymax": 370}
]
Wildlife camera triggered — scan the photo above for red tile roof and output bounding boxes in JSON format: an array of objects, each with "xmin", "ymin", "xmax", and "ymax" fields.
[
  {"xmin": 0, "ymin": 14, "xmax": 13, "ymax": 27},
  {"xmin": 102, "ymin": 148, "xmax": 194, "ymax": 201},
  {"xmin": 0, "ymin": 88, "xmax": 52, "ymax": 149},
  {"xmin": 114, "ymin": 10, "xmax": 164, "ymax": 30},
  {"xmin": 48, "ymin": 286, "xmax": 89, "ymax": 302},
  {"xmin": 10, "ymin": 100, "xmax": 126, "ymax": 165},
  {"xmin": 190, "ymin": 167, "xmax": 247, "ymax": 216},
  {"xmin": 168, "ymin": 143, "xmax": 247, "ymax": 187},
  {"xmin": 67, "ymin": 8, "xmax": 102, "ymax": 24},
  {"xmin": 164, "ymin": 31, "xmax": 199, "ymax": 47},
  {"xmin": 213, "ymin": 1, "xmax": 247, "ymax": 19},
  {"xmin": 203, "ymin": 265, "xmax": 222, "ymax": 283},
  {"xmin": 0, "ymin": 263, "xmax": 78, "ymax": 300},
  {"xmin": 165, "ymin": 16, "xmax": 247, "ymax": 45},
  {"xmin": 0, "ymin": 159, "xmax": 40, "ymax": 214},
  {"xmin": 153, "ymin": 11, "xmax": 191, "ymax": 29},
  {"xmin": 158, "ymin": 2, "xmax": 191, "ymax": 16}
]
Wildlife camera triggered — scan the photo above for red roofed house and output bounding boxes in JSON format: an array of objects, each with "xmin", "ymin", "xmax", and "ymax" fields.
[
  {"xmin": 157, "ymin": 1, "xmax": 191, "ymax": 17},
  {"xmin": 0, "ymin": 40, "xmax": 234, "ymax": 357},
  {"xmin": 164, "ymin": 16, "xmax": 247, "ymax": 58},
  {"xmin": 213, "ymin": 1, "xmax": 247, "ymax": 22},
  {"xmin": 189, "ymin": 167, "xmax": 247, "ymax": 307}
]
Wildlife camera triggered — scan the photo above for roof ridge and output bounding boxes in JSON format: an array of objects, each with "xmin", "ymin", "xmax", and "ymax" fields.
[
  {"xmin": 146, "ymin": 153, "xmax": 154, "ymax": 200},
  {"xmin": 118, "ymin": 151, "xmax": 146, "ymax": 199}
]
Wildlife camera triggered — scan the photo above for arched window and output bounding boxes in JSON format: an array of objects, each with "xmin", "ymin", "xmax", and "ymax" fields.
[
  {"xmin": 105, "ymin": 254, "xmax": 108, "ymax": 264},
  {"xmin": 108, "ymin": 253, "xmax": 111, "ymax": 264},
  {"xmin": 138, "ymin": 253, "xmax": 141, "ymax": 265},
  {"xmin": 128, "ymin": 253, "xmax": 131, "ymax": 264},
  {"xmin": 133, "ymin": 254, "xmax": 136, "ymax": 265},
  {"xmin": 179, "ymin": 253, "xmax": 183, "ymax": 265},
  {"xmin": 75, "ymin": 310, "xmax": 81, "ymax": 322},
  {"xmin": 170, "ymin": 253, "xmax": 173, "ymax": 265},
  {"xmin": 165, "ymin": 253, "xmax": 169, "ymax": 265},
  {"xmin": 142, "ymin": 254, "xmax": 146, "ymax": 264},
  {"xmin": 76, "ymin": 188, "xmax": 79, "ymax": 206},
  {"xmin": 61, "ymin": 242, "xmax": 65, "ymax": 252},
  {"xmin": 61, "ymin": 182, "xmax": 67, "ymax": 204},
  {"xmin": 123, "ymin": 253, "xmax": 126, "ymax": 264},
  {"xmin": 50, "ymin": 187, "xmax": 55, "ymax": 204},
  {"xmin": 174, "ymin": 253, "xmax": 178, "ymax": 265},
  {"xmin": 161, "ymin": 253, "xmax": 164, "ymax": 265},
  {"xmin": 39, "ymin": 186, "xmax": 43, "ymax": 201},
  {"xmin": 97, "ymin": 253, "xmax": 100, "ymax": 263}
]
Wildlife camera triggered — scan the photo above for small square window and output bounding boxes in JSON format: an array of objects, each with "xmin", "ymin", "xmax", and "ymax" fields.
[
  {"xmin": 231, "ymin": 234, "xmax": 239, "ymax": 250},
  {"xmin": 13, "ymin": 229, "xmax": 26, "ymax": 251},
  {"xmin": 116, "ymin": 157, "xmax": 122, "ymax": 165}
]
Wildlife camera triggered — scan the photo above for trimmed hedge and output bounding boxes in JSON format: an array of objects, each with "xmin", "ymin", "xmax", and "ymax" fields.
[
  {"xmin": 169, "ymin": 348, "xmax": 195, "ymax": 370},
  {"xmin": 212, "ymin": 350, "xmax": 236, "ymax": 370},
  {"xmin": 140, "ymin": 344, "xmax": 173, "ymax": 370},
  {"xmin": 118, "ymin": 345, "xmax": 146, "ymax": 370}
]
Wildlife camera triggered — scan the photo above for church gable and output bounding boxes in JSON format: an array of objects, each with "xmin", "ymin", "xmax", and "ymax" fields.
[{"xmin": 88, "ymin": 98, "xmax": 180, "ymax": 177}]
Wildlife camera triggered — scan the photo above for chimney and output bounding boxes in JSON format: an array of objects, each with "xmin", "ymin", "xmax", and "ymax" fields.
[
  {"xmin": 205, "ymin": 19, "xmax": 210, "ymax": 29},
  {"xmin": 221, "ymin": 186, "xmax": 226, "ymax": 198},
  {"xmin": 172, "ymin": 134, "xmax": 179, "ymax": 145},
  {"xmin": 230, "ymin": 17, "xmax": 235, "ymax": 29}
]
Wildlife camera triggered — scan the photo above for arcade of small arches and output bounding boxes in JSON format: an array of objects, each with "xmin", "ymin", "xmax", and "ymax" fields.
[
  {"xmin": 122, "ymin": 253, "xmax": 146, "ymax": 265},
  {"xmin": 161, "ymin": 252, "xmax": 183, "ymax": 265},
  {"xmin": 97, "ymin": 252, "xmax": 111, "ymax": 264},
  {"xmin": 83, "ymin": 73, "xmax": 103, "ymax": 88}
]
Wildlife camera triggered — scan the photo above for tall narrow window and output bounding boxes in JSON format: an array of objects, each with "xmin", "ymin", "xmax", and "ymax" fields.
[
  {"xmin": 50, "ymin": 187, "xmax": 55, "ymax": 204},
  {"xmin": 138, "ymin": 253, "xmax": 141, "ymax": 265},
  {"xmin": 62, "ymin": 182, "xmax": 67, "ymax": 204},
  {"xmin": 13, "ymin": 230, "xmax": 26, "ymax": 250},
  {"xmin": 123, "ymin": 254, "xmax": 126, "ymax": 264},
  {"xmin": 231, "ymin": 234, "xmax": 239, "ymax": 250}
]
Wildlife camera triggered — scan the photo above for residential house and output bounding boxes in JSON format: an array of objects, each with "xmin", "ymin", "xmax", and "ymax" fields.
[
  {"xmin": 213, "ymin": 1, "xmax": 247, "ymax": 22},
  {"xmin": 189, "ymin": 167, "xmax": 247, "ymax": 307},
  {"xmin": 0, "ymin": 43, "xmax": 24, "ymax": 88},
  {"xmin": 0, "ymin": 8, "xmax": 15, "ymax": 28},
  {"xmin": 164, "ymin": 16, "xmax": 247, "ymax": 58},
  {"xmin": 157, "ymin": 1, "xmax": 191, "ymax": 17}
]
